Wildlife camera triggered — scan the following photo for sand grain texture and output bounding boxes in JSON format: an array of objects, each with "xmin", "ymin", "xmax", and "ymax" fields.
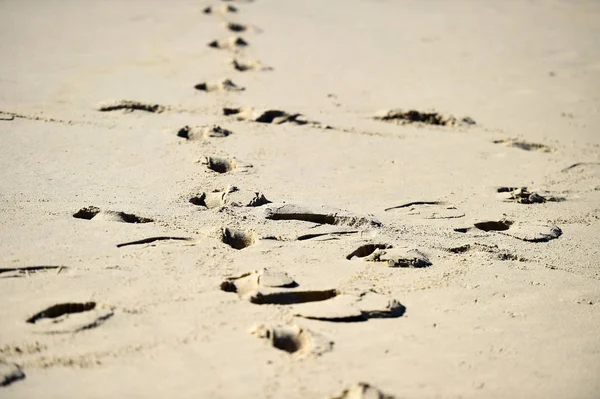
[{"xmin": 1, "ymin": 0, "xmax": 599, "ymax": 398}]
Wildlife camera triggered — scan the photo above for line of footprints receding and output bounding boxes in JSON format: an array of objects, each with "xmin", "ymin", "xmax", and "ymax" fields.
[{"xmin": 4, "ymin": 2, "xmax": 579, "ymax": 397}]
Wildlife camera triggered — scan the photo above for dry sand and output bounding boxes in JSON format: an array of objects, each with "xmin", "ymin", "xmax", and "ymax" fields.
[{"xmin": 1, "ymin": 0, "xmax": 600, "ymax": 398}]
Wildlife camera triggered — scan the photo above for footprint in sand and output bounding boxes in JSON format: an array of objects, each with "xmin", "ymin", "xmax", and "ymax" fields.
[
  {"xmin": 384, "ymin": 201, "xmax": 464, "ymax": 219},
  {"xmin": 189, "ymin": 187, "xmax": 271, "ymax": 209},
  {"xmin": 496, "ymin": 187, "xmax": 565, "ymax": 204},
  {"xmin": 203, "ymin": 4, "xmax": 237, "ymax": 14},
  {"xmin": 293, "ymin": 292, "xmax": 406, "ymax": 322},
  {"xmin": 0, "ymin": 265, "xmax": 66, "ymax": 278},
  {"xmin": 194, "ymin": 79, "xmax": 245, "ymax": 92},
  {"xmin": 208, "ymin": 36, "xmax": 248, "ymax": 50},
  {"xmin": 225, "ymin": 22, "xmax": 261, "ymax": 34},
  {"xmin": 374, "ymin": 109, "xmax": 475, "ymax": 127},
  {"xmin": 199, "ymin": 156, "xmax": 238, "ymax": 173},
  {"xmin": 26, "ymin": 302, "xmax": 114, "ymax": 334},
  {"xmin": 73, "ymin": 206, "xmax": 153, "ymax": 223},
  {"xmin": 220, "ymin": 269, "xmax": 338, "ymax": 305},
  {"xmin": 455, "ymin": 219, "xmax": 562, "ymax": 242},
  {"xmin": 176, "ymin": 125, "xmax": 233, "ymax": 140},
  {"xmin": 221, "ymin": 228, "xmax": 258, "ymax": 250},
  {"xmin": 223, "ymin": 107, "xmax": 325, "ymax": 127},
  {"xmin": 265, "ymin": 204, "xmax": 381, "ymax": 228},
  {"xmin": 97, "ymin": 100, "xmax": 165, "ymax": 113},
  {"xmin": 346, "ymin": 244, "xmax": 432, "ymax": 268},
  {"xmin": 328, "ymin": 382, "xmax": 396, "ymax": 399},
  {"xmin": 249, "ymin": 324, "xmax": 333, "ymax": 356},
  {"xmin": 0, "ymin": 362, "xmax": 25, "ymax": 387},
  {"xmin": 493, "ymin": 138, "xmax": 553, "ymax": 152},
  {"xmin": 230, "ymin": 58, "xmax": 273, "ymax": 72},
  {"xmin": 445, "ymin": 243, "xmax": 526, "ymax": 262}
]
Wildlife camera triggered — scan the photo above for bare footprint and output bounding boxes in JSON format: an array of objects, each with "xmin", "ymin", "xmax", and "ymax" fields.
[
  {"xmin": 457, "ymin": 220, "xmax": 562, "ymax": 242},
  {"xmin": 265, "ymin": 204, "xmax": 382, "ymax": 228},
  {"xmin": 293, "ymin": 292, "xmax": 406, "ymax": 322},
  {"xmin": 190, "ymin": 187, "xmax": 270, "ymax": 209},
  {"xmin": 497, "ymin": 187, "xmax": 565, "ymax": 204},
  {"xmin": 26, "ymin": 302, "xmax": 114, "ymax": 334},
  {"xmin": 0, "ymin": 362, "xmax": 25, "ymax": 387},
  {"xmin": 223, "ymin": 107, "xmax": 325, "ymax": 127},
  {"xmin": 329, "ymin": 382, "xmax": 396, "ymax": 399},
  {"xmin": 249, "ymin": 324, "xmax": 333, "ymax": 356},
  {"xmin": 221, "ymin": 228, "xmax": 257, "ymax": 250},
  {"xmin": 230, "ymin": 58, "xmax": 273, "ymax": 72},
  {"xmin": 220, "ymin": 269, "xmax": 338, "ymax": 304},
  {"xmin": 347, "ymin": 244, "xmax": 432, "ymax": 268},
  {"xmin": 203, "ymin": 4, "xmax": 238, "ymax": 14},
  {"xmin": 493, "ymin": 138, "xmax": 553, "ymax": 152},
  {"xmin": 176, "ymin": 125, "xmax": 233, "ymax": 140},
  {"xmin": 208, "ymin": 36, "xmax": 248, "ymax": 50},
  {"xmin": 194, "ymin": 79, "xmax": 245, "ymax": 92},
  {"xmin": 0, "ymin": 265, "xmax": 66, "ymax": 278},
  {"xmin": 73, "ymin": 206, "xmax": 153, "ymax": 223},
  {"xmin": 97, "ymin": 100, "xmax": 165, "ymax": 113},
  {"xmin": 199, "ymin": 156, "xmax": 237, "ymax": 173},
  {"xmin": 374, "ymin": 109, "xmax": 475, "ymax": 127}
]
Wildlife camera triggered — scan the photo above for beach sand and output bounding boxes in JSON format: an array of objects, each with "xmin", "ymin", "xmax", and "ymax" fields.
[{"xmin": 1, "ymin": 0, "xmax": 599, "ymax": 397}]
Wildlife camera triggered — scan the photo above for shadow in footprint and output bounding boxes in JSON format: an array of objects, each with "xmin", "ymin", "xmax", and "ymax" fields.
[
  {"xmin": 116, "ymin": 237, "xmax": 192, "ymax": 248},
  {"xmin": 474, "ymin": 220, "xmax": 513, "ymax": 232},
  {"xmin": 26, "ymin": 302, "xmax": 96, "ymax": 324},
  {"xmin": 221, "ymin": 228, "xmax": 256, "ymax": 250}
]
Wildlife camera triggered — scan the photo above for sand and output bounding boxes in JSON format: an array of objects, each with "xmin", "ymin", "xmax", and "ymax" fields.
[{"xmin": 1, "ymin": 0, "xmax": 599, "ymax": 398}]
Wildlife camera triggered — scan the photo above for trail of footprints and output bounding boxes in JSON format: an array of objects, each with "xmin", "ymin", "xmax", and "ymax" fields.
[{"xmin": 4, "ymin": 2, "xmax": 577, "ymax": 397}]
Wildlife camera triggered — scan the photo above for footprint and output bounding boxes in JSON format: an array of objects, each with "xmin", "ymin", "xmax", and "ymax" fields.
[
  {"xmin": 265, "ymin": 204, "xmax": 382, "ymax": 228},
  {"xmin": 221, "ymin": 269, "xmax": 297, "ymax": 296},
  {"xmin": 220, "ymin": 269, "xmax": 338, "ymax": 304},
  {"xmin": 190, "ymin": 187, "xmax": 270, "ymax": 209},
  {"xmin": 497, "ymin": 187, "xmax": 565, "ymax": 204},
  {"xmin": 346, "ymin": 244, "xmax": 392, "ymax": 260},
  {"xmin": 374, "ymin": 109, "xmax": 475, "ymax": 127},
  {"xmin": 230, "ymin": 58, "xmax": 273, "ymax": 72},
  {"xmin": 208, "ymin": 36, "xmax": 248, "ymax": 50},
  {"xmin": 445, "ymin": 243, "xmax": 525, "ymax": 261},
  {"xmin": 221, "ymin": 227, "xmax": 257, "ymax": 250},
  {"xmin": 493, "ymin": 138, "xmax": 553, "ymax": 152},
  {"xmin": 384, "ymin": 201, "xmax": 464, "ymax": 219},
  {"xmin": 329, "ymin": 382, "xmax": 396, "ymax": 399},
  {"xmin": 203, "ymin": 4, "xmax": 237, "ymax": 14},
  {"xmin": 200, "ymin": 156, "xmax": 237, "ymax": 173},
  {"xmin": 26, "ymin": 302, "xmax": 114, "ymax": 334},
  {"xmin": 97, "ymin": 100, "xmax": 165, "ymax": 113},
  {"xmin": 293, "ymin": 292, "xmax": 406, "ymax": 322},
  {"xmin": 0, "ymin": 362, "xmax": 25, "ymax": 387},
  {"xmin": 73, "ymin": 206, "xmax": 153, "ymax": 223},
  {"xmin": 348, "ymin": 245, "xmax": 432, "ymax": 268},
  {"xmin": 223, "ymin": 107, "xmax": 323, "ymax": 126},
  {"xmin": 457, "ymin": 220, "xmax": 562, "ymax": 242},
  {"xmin": 0, "ymin": 265, "xmax": 65, "ymax": 278},
  {"xmin": 194, "ymin": 79, "xmax": 245, "ymax": 92},
  {"xmin": 116, "ymin": 236, "xmax": 192, "ymax": 248},
  {"xmin": 474, "ymin": 220, "xmax": 513, "ymax": 232},
  {"xmin": 250, "ymin": 324, "xmax": 333, "ymax": 356},
  {"xmin": 561, "ymin": 162, "xmax": 600, "ymax": 173},
  {"xmin": 190, "ymin": 190, "xmax": 228, "ymax": 209},
  {"xmin": 177, "ymin": 125, "xmax": 233, "ymax": 140}
]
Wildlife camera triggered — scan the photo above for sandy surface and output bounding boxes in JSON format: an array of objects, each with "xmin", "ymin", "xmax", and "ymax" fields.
[{"xmin": 1, "ymin": 0, "xmax": 600, "ymax": 398}]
